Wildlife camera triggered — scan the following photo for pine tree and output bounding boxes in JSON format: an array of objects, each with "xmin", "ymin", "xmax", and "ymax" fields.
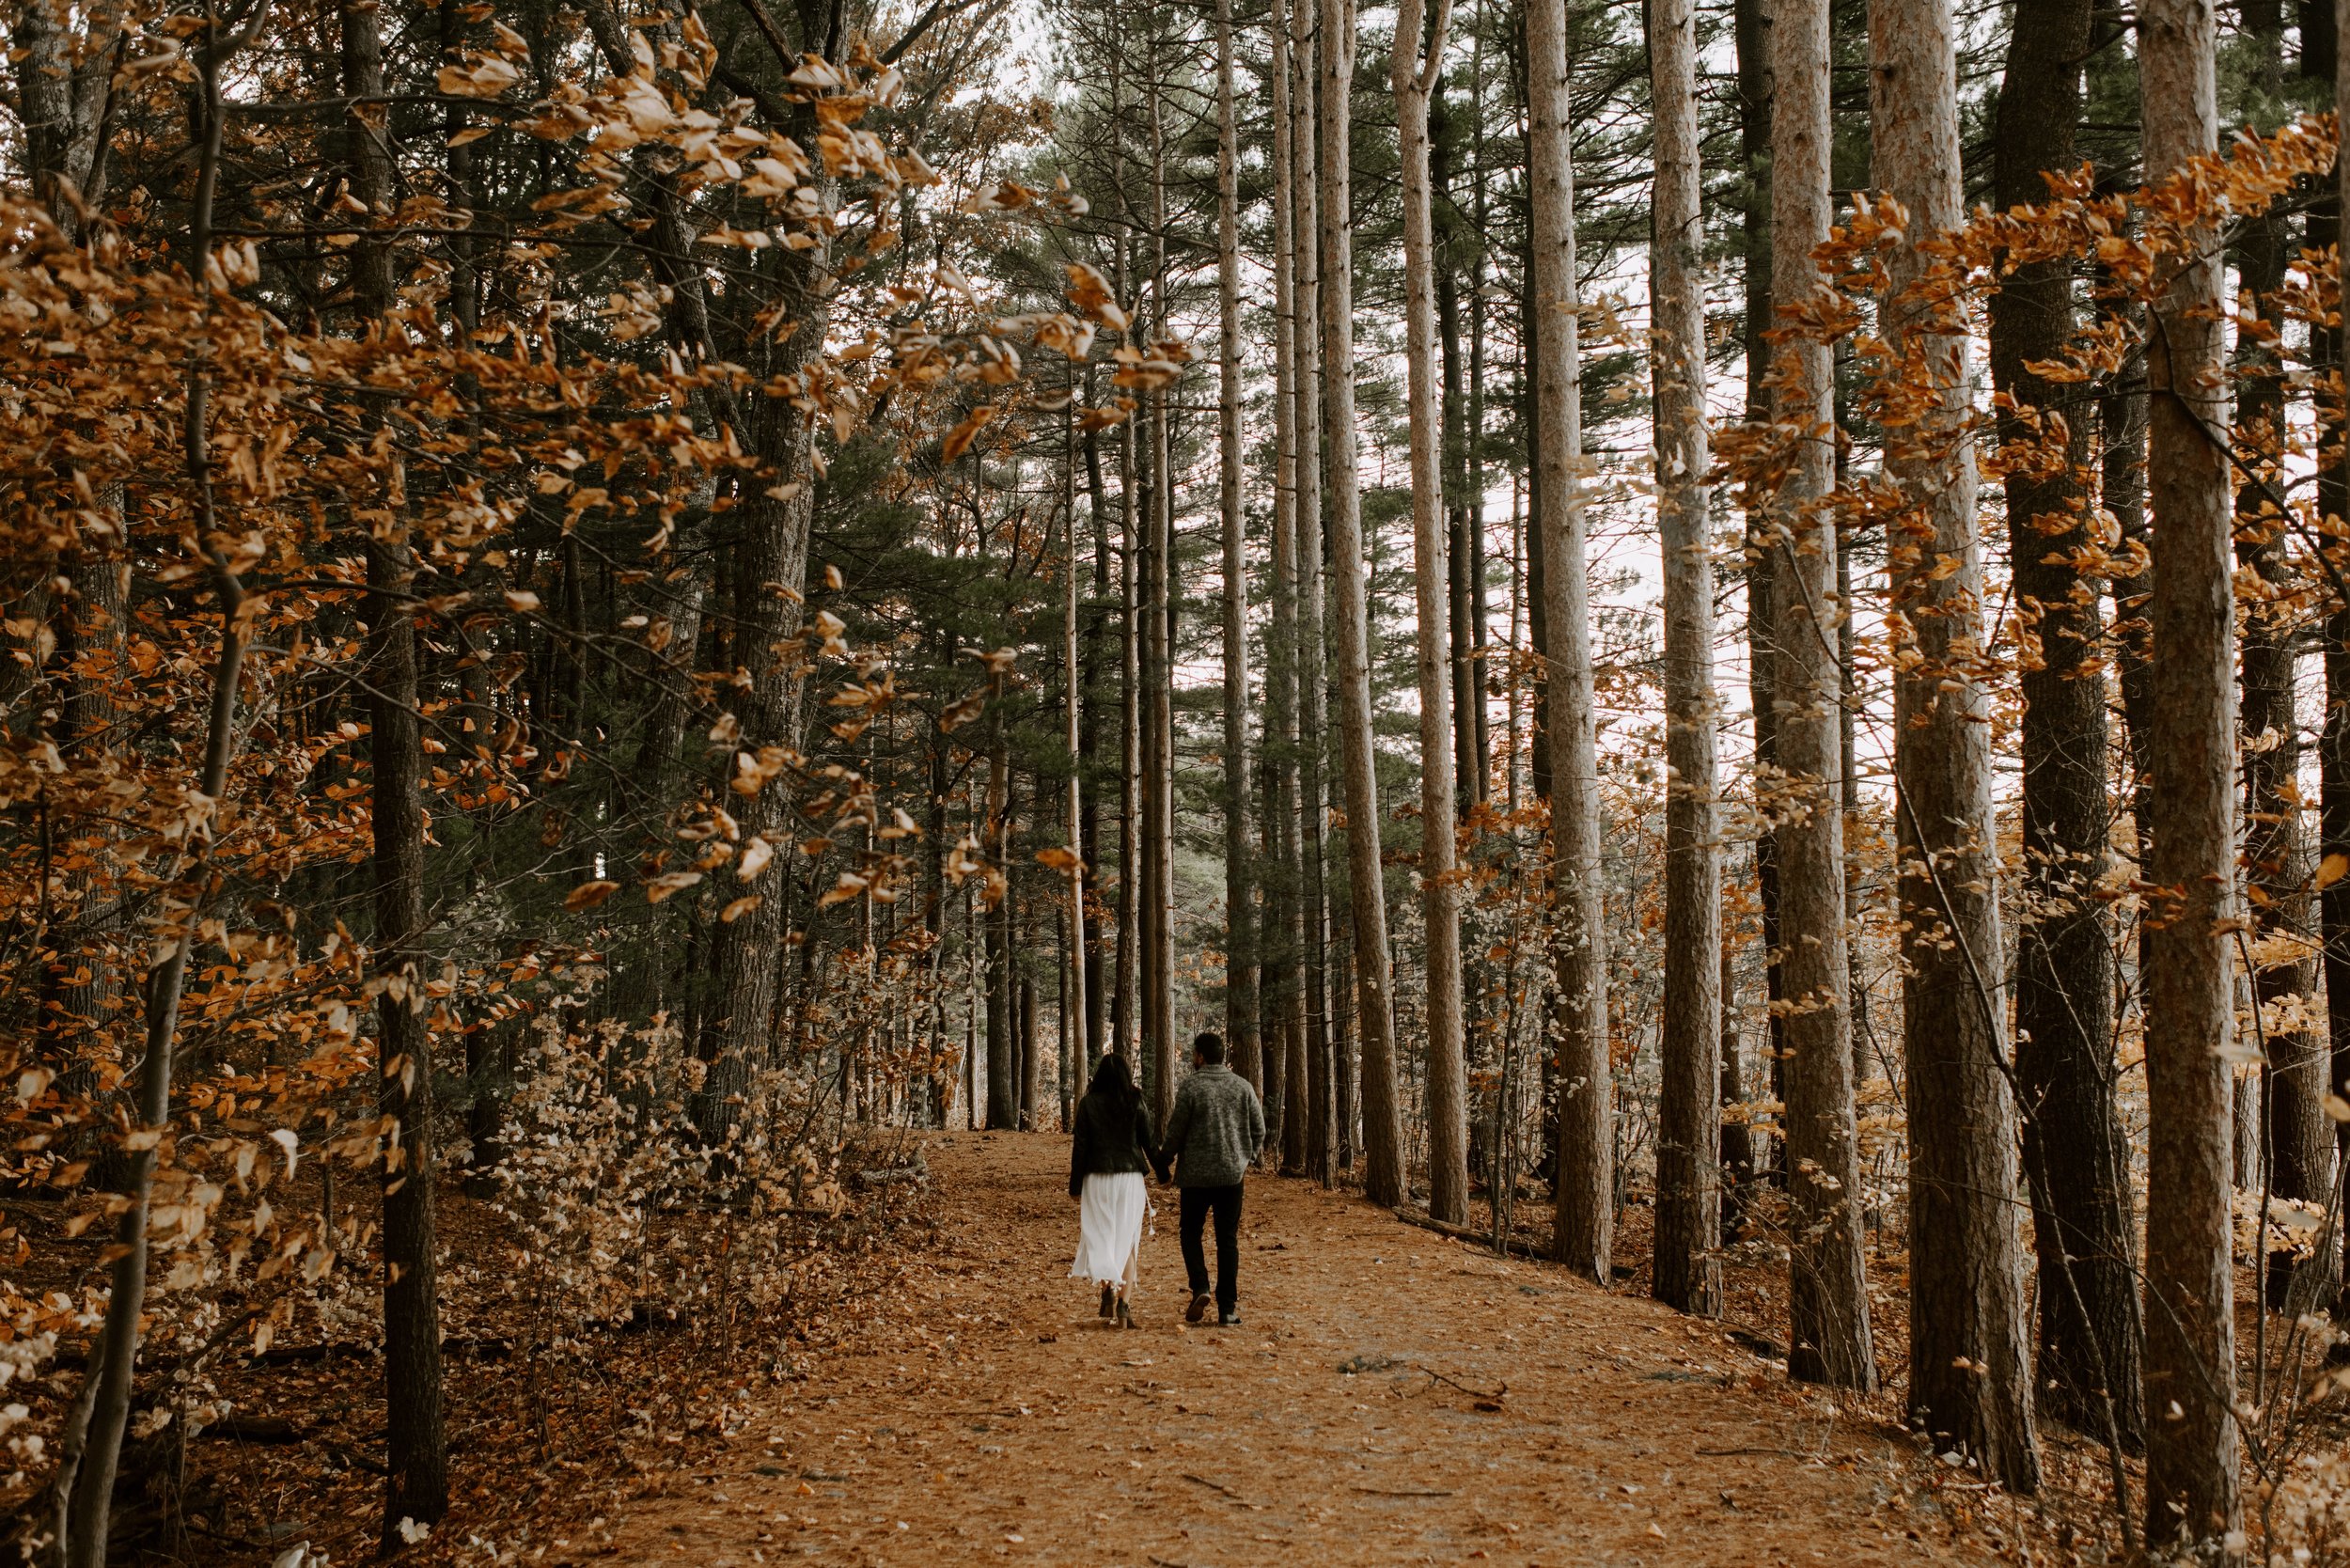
[
  {"xmin": 1767, "ymin": 0, "xmax": 1872, "ymax": 1391},
  {"xmin": 1647, "ymin": 0, "xmax": 1720, "ymax": 1319},
  {"xmin": 2138, "ymin": 0, "xmax": 2243, "ymax": 1546},
  {"xmin": 1525, "ymin": 0, "xmax": 1612, "ymax": 1282}
]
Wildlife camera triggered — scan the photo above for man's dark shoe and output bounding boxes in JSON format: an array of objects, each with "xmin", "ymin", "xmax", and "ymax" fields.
[
  {"xmin": 1099, "ymin": 1284, "xmax": 1116, "ymax": 1318},
  {"xmin": 1185, "ymin": 1292, "xmax": 1212, "ymax": 1325},
  {"xmin": 1217, "ymin": 1309, "xmax": 1241, "ymax": 1328}
]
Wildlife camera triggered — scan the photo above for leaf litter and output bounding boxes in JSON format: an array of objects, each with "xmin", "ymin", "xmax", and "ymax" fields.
[{"xmin": 591, "ymin": 1134, "xmax": 2033, "ymax": 1566}]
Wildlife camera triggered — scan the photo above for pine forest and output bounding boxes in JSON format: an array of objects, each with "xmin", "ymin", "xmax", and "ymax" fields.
[{"xmin": 0, "ymin": 0, "xmax": 2348, "ymax": 1560}]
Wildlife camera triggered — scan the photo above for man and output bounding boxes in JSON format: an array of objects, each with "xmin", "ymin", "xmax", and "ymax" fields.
[{"xmin": 1154, "ymin": 1031, "xmax": 1266, "ymax": 1326}]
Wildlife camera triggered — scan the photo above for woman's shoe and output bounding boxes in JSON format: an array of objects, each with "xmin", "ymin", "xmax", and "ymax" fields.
[
  {"xmin": 1116, "ymin": 1297, "xmax": 1136, "ymax": 1330},
  {"xmin": 1099, "ymin": 1283, "xmax": 1116, "ymax": 1318}
]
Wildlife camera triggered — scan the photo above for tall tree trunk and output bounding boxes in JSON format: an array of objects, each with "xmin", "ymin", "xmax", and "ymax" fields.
[
  {"xmin": 1835, "ymin": 523, "xmax": 1868, "ymax": 1091},
  {"xmin": 1117, "ymin": 384, "xmax": 1142, "ymax": 1072},
  {"xmin": 1110, "ymin": 40, "xmax": 1140, "ymax": 1074},
  {"xmin": 2138, "ymin": 0, "xmax": 2243, "ymax": 1548},
  {"xmin": 986, "ymin": 741, "xmax": 1017, "ymax": 1128},
  {"xmin": 1872, "ymin": 0, "xmax": 2036, "ymax": 1485},
  {"xmin": 1434, "ymin": 102, "xmax": 1485, "ymax": 821},
  {"xmin": 22, "ymin": 0, "xmax": 127, "ymax": 1141},
  {"xmin": 57, "ymin": 25, "xmax": 247, "ymax": 1556},
  {"xmin": 1144, "ymin": 39, "xmax": 1180, "ymax": 1127},
  {"xmin": 1296, "ymin": 0, "xmax": 1333, "ymax": 1182},
  {"xmin": 2318, "ymin": 0, "xmax": 2350, "ymax": 1311},
  {"xmin": 369, "ymin": 467, "xmax": 453, "ymax": 1550},
  {"xmin": 1434, "ymin": 83, "xmax": 1487, "ymax": 1182},
  {"xmin": 2106, "ymin": 273, "xmax": 2157, "ymax": 988},
  {"xmin": 1020, "ymin": 964, "xmax": 1041, "ymax": 1130},
  {"xmin": 1733, "ymin": 0, "xmax": 1787, "ymax": 1186},
  {"xmin": 1266, "ymin": 0, "xmax": 1306, "ymax": 1159},
  {"xmin": 1083, "ymin": 407, "xmax": 1112, "ymax": 1065},
  {"xmin": 1395, "ymin": 0, "xmax": 1466, "ymax": 1221},
  {"xmin": 1523, "ymin": 273, "xmax": 1553, "ymax": 825},
  {"xmin": 1526, "ymin": 0, "xmax": 1612, "ymax": 1280},
  {"xmin": 1058, "ymin": 914, "xmax": 1074, "ymax": 1126},
  {"xmin": 1464, "ymin": 23, "xmax": 1492, "ymax": 802},
  {"xmin": 16, "ymin": 0, "xmax": 119, "ymax": 248},
  {"xmin": 1769, "ymin": 0, "xmax": 1872, "ymax": 1390},
  {"xmin": 1990, "ymin": 0, "xmax": 2145, "ymax": 1453},
  {"xmin": 1216, "ymin": 0, "xmax": 1261, "ymax": 1090},
  {"xmin": 1320, "ymin": 0, "xmax": 1401, "ymax": 1201},
  {"xmin": 1719, "ymin": 932, "xmax": 1757, "ymax": 1237},
  {"xmin": 671, "ymin": 60, "xmax": 826, "ymax": 1147},
  {"xmin": 1647, "ymin": 0, "xmax": 1720, "ymax": 1319},
  {"xmin": 693, "ymin": 497, "xmax": 820, "ymax": 1129},
  {"xmin": 2234, "ymin": 0, "xmax": 2329, "ymax": 1300},
  {"xmin": 335, "ymin": 1, "xmax": 453, "ymax": 1536},
  {"xmin": 1062, "ymin": 405, "xmax": 1091, "ymax": 1085}
]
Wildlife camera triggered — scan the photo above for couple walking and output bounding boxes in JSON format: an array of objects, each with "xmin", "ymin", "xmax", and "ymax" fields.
[{"xmin": 1067, "ymin": 1031, "xmax": 1265, "ymax": 1330}]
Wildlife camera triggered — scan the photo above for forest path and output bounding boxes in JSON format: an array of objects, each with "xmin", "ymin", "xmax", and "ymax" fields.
[{"xmin": 603, "ymin": 1133, "xmax": 1993, "ymax": 1567}]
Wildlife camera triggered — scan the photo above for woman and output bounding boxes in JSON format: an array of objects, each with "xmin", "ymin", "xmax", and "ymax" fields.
[{"xmin": 1068, "ymin": 1051, "xmax": 1154, "ymax": 1328}]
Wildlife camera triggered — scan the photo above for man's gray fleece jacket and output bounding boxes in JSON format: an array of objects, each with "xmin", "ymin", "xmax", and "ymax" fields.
[{"xmin": 1158, "ymin": 1064, "xmax": 1266, "ymax": 1187}]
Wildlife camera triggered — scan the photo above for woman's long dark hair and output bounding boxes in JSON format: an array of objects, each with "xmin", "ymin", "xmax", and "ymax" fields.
[{"xmin": 1085, "ymin": 1050, "xmax": 1138, "ymax": 1116}]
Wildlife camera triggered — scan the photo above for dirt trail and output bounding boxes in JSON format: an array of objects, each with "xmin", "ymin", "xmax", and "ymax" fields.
[{"xmin": 600, "ymin": 1134, "xmax": 1998, "ymax": 1566}]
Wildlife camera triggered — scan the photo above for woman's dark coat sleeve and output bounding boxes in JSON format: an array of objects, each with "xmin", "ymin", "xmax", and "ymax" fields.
[{"xmin": 1069, "ymin": 1103, "xmax": 1093, "ymax": 1198}]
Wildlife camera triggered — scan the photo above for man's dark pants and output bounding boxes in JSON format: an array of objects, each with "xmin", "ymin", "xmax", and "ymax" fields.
[{"xmin": 1178, "ymin": 1184, "xmax": 1245, "ymax": 1316}]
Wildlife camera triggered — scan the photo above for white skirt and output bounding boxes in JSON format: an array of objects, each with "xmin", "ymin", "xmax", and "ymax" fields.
[{"xmin": 1071, "ymin": 1171, "xmax": 1149, "ymax": 1294}]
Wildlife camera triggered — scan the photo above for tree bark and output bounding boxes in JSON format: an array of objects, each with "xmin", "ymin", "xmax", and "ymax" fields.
[
  {"xmin": 1215, "ymin": 0, "xmax": 1261, "ymax": 1091},
  {"xmin": 2138, "ymin": 0, "xmax": 2243, "ymax": 1548},
  {"xmin": 1110, "ymin": 35, "xmax": 1140, "ymax": 1074},
  {"xmin": 16, "ymin": 0, "xmax": 120, "ymax": 248},
  {"xmin": 1872, "ymin": 0, "xmax": 2037, "ymax": 1486},
  {"xmin": 1733, "ymin": 0, "xmax": 1787, "ymax": 1187},
  {"xmin": 1719, "ymin": 933, "xmax": 1756, "ymax": 1238},
  {"xmin": 1648, "ymin": 0, "xmax": 1721, "ymax": 1320},
  {"xmin": 1395, "ymin": 0, "xmax": 1466, "ymax": 1222},
  {"xmin": 1116, "ymin": 319, "xmax": 1141, "ymax": 1073},
  {"xmin": 1318, "ymin": 0, "xmax": 1403, "ymax": 1205},
  {"xmin": 1144, "ymin": 40, "xmax": 1180, "ymax": 1128},
  {"xmin": 1434, "ymin": 99, "xmax": 1486, "ymax": 821},
  {"xmin": 1297, "ymin": 0, "xmax": 1335, "ymax": 1184},
  {"xmin": 1990, "ymin": 0, "xmax": 2146, "ymax": 1452},
  {"xmin": 1768, "ymin": 0, "xmax": 1872, "ymax": 1390},
  {"xmin": 2321, "ymin": 0, "xmax": 2350, "ymax": 1310},
  {"xmin": 1266, "ymin": 0, "xmax": 1306, "ymax": 1160},
  {"xmin": 1020, "ymin": 964, "xmax": 1041, "ymax": 1130},
  {"xmin": 1083, "ymin": 409, "xmax": 1112, "ymax": 1064},
  {"xmin": 1062, "ymin": 403, "xmax": 1091, "ymax": 1090},
  {"xmin": 1526, "ymin": 0, "xmax": 1612, "ymax": 1280},
  {"xmin": 986, "ymin": 741, "xmax": 1017, "ymax": 1128},
  {"xmin": 2234, "ymin": 0, "xmax": 2330, "ymax": 1298},
  {"xmin": 333, "ymin": 0, "xmax": 454, "ymax": 1536},
  {"xmin": 59, "ymin": 26, "xmax": 248, "ymax": 1558}
]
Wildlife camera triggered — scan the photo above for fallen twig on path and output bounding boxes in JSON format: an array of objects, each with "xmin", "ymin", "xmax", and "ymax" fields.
[
  {"xmin": 1393, "ymin": 1205, "xmax": 1549, "ymax": 1262},
  {"xmin": 1414, "ymin": 1365, "xmax": 1506, "ymax": 1404},
  {"xmin": 1181, "ymin": 1472, "xmax": 1267, "ymax": 1509}
]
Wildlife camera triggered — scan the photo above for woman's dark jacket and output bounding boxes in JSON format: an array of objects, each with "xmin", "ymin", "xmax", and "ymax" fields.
[{"xmin": 1068, "ymin": 1092, "xmax": 1156, "ymax": 1198}]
